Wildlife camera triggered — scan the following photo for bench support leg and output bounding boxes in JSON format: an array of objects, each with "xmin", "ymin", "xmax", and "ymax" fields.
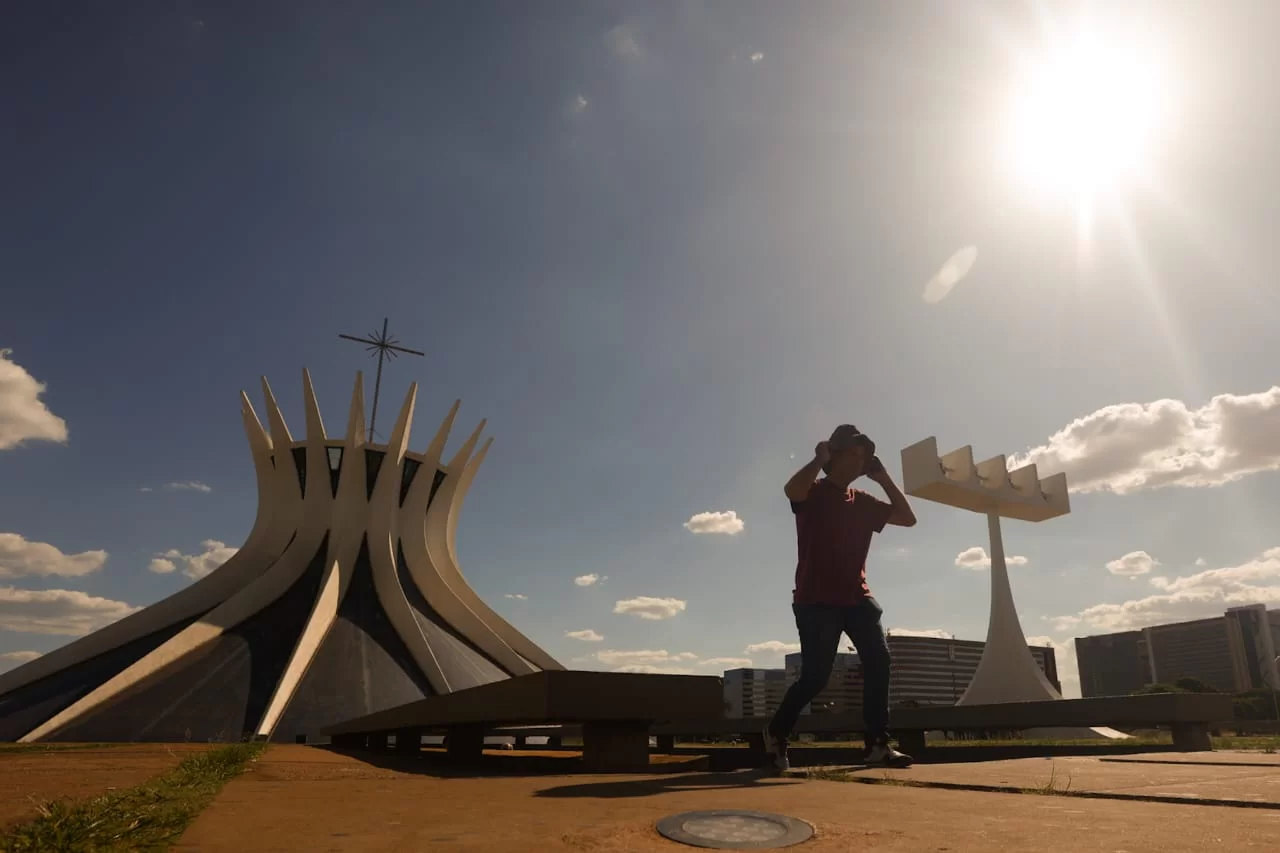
[
  {"xmin": 331, "ymin": 733, "xmax": 365, "ymax": 749},
  {"xmin": 395, "ymin": 729, "xmax": 421, "ymax": 753},
  {"xmin": 368, "ymin": 732, "xmax": 390, "ymax": 751},
  {"xmin": 655, "ymin": 735, "xmax": 676, "ymax": 753},
  {"xmin": 582, "ymin": 720, "xmax": 651, "ymax": 772},
  {"xmin": 446, "ymin": 724, "xmax": 486, "ymax": 760},
  {"xmin": 1171, "ymin": 723, "xmax": 1212, "ymax": 752},
  {"xmin": 896, "ymin": 730, "xmax": 926, "ymax": 757}
]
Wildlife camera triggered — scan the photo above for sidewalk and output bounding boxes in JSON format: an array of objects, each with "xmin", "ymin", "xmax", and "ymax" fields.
[{"xmin": 174, "ymin": 746, "xmax": 1280, "ymax": 852}]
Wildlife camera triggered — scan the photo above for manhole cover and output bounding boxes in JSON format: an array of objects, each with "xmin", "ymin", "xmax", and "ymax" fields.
[{"xmin": 655, "ymin": 810, "xmax": 814, "ymax": 849}]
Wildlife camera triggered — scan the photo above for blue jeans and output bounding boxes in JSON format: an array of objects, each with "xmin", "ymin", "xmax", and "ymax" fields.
[{"xmin": 767, "ymin": 598, "xmax": 891, "ymax": 747}]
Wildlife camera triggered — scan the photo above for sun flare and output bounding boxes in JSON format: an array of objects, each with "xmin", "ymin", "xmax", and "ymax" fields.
[{"xmin": 1008, "ymin": 32, "xmax": 1166, "ymax": 200}]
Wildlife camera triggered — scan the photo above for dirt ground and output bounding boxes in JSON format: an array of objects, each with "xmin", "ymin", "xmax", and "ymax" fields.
[
  {"xmin": 0, "ymin": 743, "xmax": 214, "ymax": 830},
  {"xmin": 174, "ymin": 746, "xmax": 1280, "ymax": 852}
]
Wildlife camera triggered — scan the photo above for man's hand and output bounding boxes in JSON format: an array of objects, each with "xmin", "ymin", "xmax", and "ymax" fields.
[
  {"xmin": 785, "ymin": 442, "xmax": 831, "ymax": 501},
  {"xmin": 814, "ymin": 441, "xmax": 832, "ymax": 467},
  {"xmin": 865, "ymin": 454, "xmax": 887, "ymax": 480}
]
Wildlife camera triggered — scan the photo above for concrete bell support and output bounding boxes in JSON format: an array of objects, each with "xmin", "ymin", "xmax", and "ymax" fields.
[{"xmin": 901, "ymin": 437, "xmax": 1125, "ymax": 739}]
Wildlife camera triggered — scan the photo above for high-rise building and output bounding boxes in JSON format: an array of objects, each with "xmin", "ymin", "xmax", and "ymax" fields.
[
  {"xmin": 1075, "ymin": 605, "xmax": 1280, "ymax": 697},
  {"xmin": 886, "ymin": 635, "xmax": 1059, "ymax": 706},
  {"xmin": 737, "ymin": 637, "xmax": 1059, "ymax": 714},
  {"xmin": 722, "ymin": 668, "xmax": 788, "ymax": 718},
  {"xmin": 1075, "ymin": 630, "xmax": 1151, "ymax": 698},
  {"xmin": 1225, "ymin": 605, "xmax": 1279, "ymax": 691}
]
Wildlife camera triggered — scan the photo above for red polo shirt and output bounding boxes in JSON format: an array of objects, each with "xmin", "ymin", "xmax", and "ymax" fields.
[{"xmin": 792, "ymin": 479, "xmax": 894, "ymax": 606}]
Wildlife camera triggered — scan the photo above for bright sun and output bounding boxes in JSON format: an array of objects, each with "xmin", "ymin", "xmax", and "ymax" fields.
[{"xmin": 1009, "ymin": 32, "xmax": 1166, "ymax": 199}]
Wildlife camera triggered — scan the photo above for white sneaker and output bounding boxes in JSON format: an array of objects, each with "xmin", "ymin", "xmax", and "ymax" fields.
[
  {"xmin": 762, "ymin": 728, "xmax": 790, "ymax": 773},
  {"xmin": 864, "ymin": 742, "xmax": 913, "ymax": 768}
]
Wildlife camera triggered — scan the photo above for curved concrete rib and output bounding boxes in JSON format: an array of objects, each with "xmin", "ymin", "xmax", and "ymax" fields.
[
  {"xmin": 427, "ymin": 428, "xmax": 563, "ymax": 672},
  {"xmin": 399, "ymin": 407, "xmax": 533, "ymax": 678},
  {"xmin": 363, "ymin": 384, "xmax": 451, "ymax": 695},
  {"xmin": 20, "ymin": 373, "xmax": 332, "ymax": 741},
  {"xmin": 256, "ymin": 372, "xmax": 382, "ymax": 738},
  {"xmin": 0, "ymin": 390, "xmax": 286, "ymax": 698}
]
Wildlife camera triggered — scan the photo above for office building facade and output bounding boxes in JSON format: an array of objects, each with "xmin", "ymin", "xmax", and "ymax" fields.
[
  {"xmin": 723, "ymin": 668, "xmax": 789, "ymax": 718},
  {"xmin": 1075, "ymin": 604, "xmax": 1280, "ymax": 697}
]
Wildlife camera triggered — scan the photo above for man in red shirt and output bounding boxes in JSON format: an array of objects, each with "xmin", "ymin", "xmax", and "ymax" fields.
[{"xmin": 764, "ymin": 424, "xmax": 917, "ymax": 772}]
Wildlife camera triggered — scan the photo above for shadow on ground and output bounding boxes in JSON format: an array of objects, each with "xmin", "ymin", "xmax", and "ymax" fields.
[
  {"xmin": 532, "ymin": 769, "xmax": 795, "ymax": 799},
  {"xmin": 319, "ymin": 747, "xmax": 719, "ymax": 779}
]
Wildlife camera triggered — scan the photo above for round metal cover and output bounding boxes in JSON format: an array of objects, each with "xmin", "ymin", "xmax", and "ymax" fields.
[{"xmin": 655, "ymin": 809, "xmax": 814, "ymax": 849}]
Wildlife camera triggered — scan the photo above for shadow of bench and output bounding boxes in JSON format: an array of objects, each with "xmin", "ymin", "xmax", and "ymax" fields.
[
  {"xmin": 652, "ymin": 693, "xmax": 1234, "ymax": 757},
  {"xmin": 320, "ymin": 670, "xmax": 723, "ymax": 772}
]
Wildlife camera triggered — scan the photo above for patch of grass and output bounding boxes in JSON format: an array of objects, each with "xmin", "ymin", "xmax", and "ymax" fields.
[
  {"xmin": 0, "ymin": 744, "xmax": 117, "ymax": 756},
  {"xmin": 0, "ymin": 741, "xmax": 265, "ymax": 853}
]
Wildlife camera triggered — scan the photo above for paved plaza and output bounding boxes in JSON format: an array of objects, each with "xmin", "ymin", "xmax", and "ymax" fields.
[{"xmin": 168, "ymin": 746, "xmax": 1280, "ymax": 852}]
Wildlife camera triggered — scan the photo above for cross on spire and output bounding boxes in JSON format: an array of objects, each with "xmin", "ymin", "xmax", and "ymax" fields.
[{"xmin": 338, "ymin": 318, "xmax": 425, "ymax": 442}]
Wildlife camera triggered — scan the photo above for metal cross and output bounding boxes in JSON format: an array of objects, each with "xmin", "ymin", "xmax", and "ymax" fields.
[{"xmin": 339, "ymin": 318, "xmax": 425, "ymax": 442}]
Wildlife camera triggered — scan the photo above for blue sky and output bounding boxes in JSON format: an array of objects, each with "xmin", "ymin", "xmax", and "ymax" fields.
[{"xmin": 3, "ymin": 1, "xmax": 1280, "ymax": 696}]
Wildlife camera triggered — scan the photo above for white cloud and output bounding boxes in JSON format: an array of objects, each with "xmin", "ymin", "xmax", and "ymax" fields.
[
  {"xmin": 139, "ymin": 487, "xmax": 153, "ymax": 492},
  {"xmin": 0, "ymin": 349, "xmax": 68, "ymax": 450},
  {"xmin": 164, "ymin": 481, "xmax": 212, "ymax": 493},
  {"xmin": 613, "ymin": 596, "xmax": 686, "ymax": 620},
  {"xmin": 1026, "ymin": 635, "xmax": 1081, "ymax": 699},
  {"xmin": 596, "ymin": 649, "xmax": 699, "ymax": 667},
  {"xmin": 1009, "ymin": 386, "xmax": 1280, "ymax": 495},
  {"xmin": 887, "ymin": 628, "xmax": 953, "ymax": 639},
  {"xmin": 565, "ymin": 629, "xmax": 603, "ymax": 642},
  {"xmin": 574, "ymin": 573, "xmax": 600, "ymax": 587},
  {"xmin": 613, "ymin": 663, "xmax": 697, "ymax": 675},
  {"xmin": 922, "ymin": 246, "xmax": 978, "ymax": 304},
  {"xmin": 154, "ymin": 540, "xmax": 236, "ymax": 580},
  {"xmin": 505, "ymin": 593, "xmax": 528, "ymax": 601},
  {"xmin": 605, "ymin": 23, "xmax": 643, "ymax": 59},
  {"xmin": 569, "ymin": 93, "xmax": 589, "ymax": 114},
  {"xmin": 0, "ymin": 650, "xmax": 41, "ymax": 670},
  {"xmin": 1106, "ymin": 550, "xmax": 1160, "ymax": 578},
  {"xmin": 750, "ymin": 52, "xmax": 764, "ymax": 63},
  {"xmin": 744, "ymin": 640, "xmax": 801, "ymax": 656},
  {"xmin": 699, "ymin": 656, "xmax": 754, "ymax": 669},
  {"xmin": 0, "ymin": 533, "xmax": 107, "ymax": 579},
  {"xmin": 1195, "ymin": 557, "xmax": 1207, "ymax": 567},
  {"xmin": 1051, "ymin": 546, "xmax": 1280, "ymax": 633},
  {"xmin": 0, "ymin": 587, "xmax": 140, "ymax": 636},
  {"xmin": 683, "ymin": 510, "xmax": 744, "ymax": 535},
  {"xmin": 954, "ymin": 546, "xmax": 1027, "ymax": 570}
]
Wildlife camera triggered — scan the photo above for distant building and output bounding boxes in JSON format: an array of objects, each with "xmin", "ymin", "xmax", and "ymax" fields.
[
  {"xmin": 723, "ymin": 637, "xmax": 1059, "ymax": 717},
  {"xmin": 784, "ymin": 652, "xmax": 862, "ymax": 714},
  {"xmin": 885, "ymin": 634, "xmax": 1059, "ymax": 707},
  {"xmin": 722, "ymin": 668, "xmax": 788, "ymax": 718},
  {"xmin": 1075, "ymin": 604, "xmax": 1280, "ymax": 696},
  {"xmin": 1075, "ymin": 630, "xmax": 1152, "ymax": 698}
]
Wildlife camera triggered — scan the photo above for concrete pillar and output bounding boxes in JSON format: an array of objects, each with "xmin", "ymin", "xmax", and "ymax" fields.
[
  {"xmin": 895, "ymin": 730, "xmax": 926, "ymax": 757},
  {"xmin": 656, "ymin": 734, "xmax": 676, "ymax": 752},
  {"xmin": 1171, "ymin": 722, "xmax": 1212, "ymax": 751},
  {"xmin": 581, "ymin": 720, "xmax": 650, "ymax": 772},
  {"xmin": 369, "ymin": 732, "xmax": 391, "ymax": 751},
  {"xmin": 395, "ymin": 729, "xmax": 421, "ymax": 753},
  {"xmin": 446, "ymin": 723, "xmax": 486, "ymax": 760},
  {"xmin": 331, "ymin": 733, "xmax": 365, "ymax": 749},
  {"xmin": 514, "ymin": 735, "xmax": 529, "ymax": 749},
  {"xmin": 547, "ymin": 735, "xmax": 563, "ymax": 748}
]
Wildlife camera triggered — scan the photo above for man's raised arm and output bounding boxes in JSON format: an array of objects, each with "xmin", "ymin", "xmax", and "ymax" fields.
[
  {"xmin": 785, "ymin": 441, "xmax": 831, "ymax": 501},
  {"xmin": 868, "ymin": 459, "xmax": 917, "ymax": 527}
]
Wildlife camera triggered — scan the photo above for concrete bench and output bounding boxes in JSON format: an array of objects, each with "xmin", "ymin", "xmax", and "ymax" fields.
[
  {"xmin": 321, "ymin": 670, "xmax": 723, "ymax": 771},
  {"xmin": 652, "ymin": 693, "xmax": 1234, "ymax": 756}
]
